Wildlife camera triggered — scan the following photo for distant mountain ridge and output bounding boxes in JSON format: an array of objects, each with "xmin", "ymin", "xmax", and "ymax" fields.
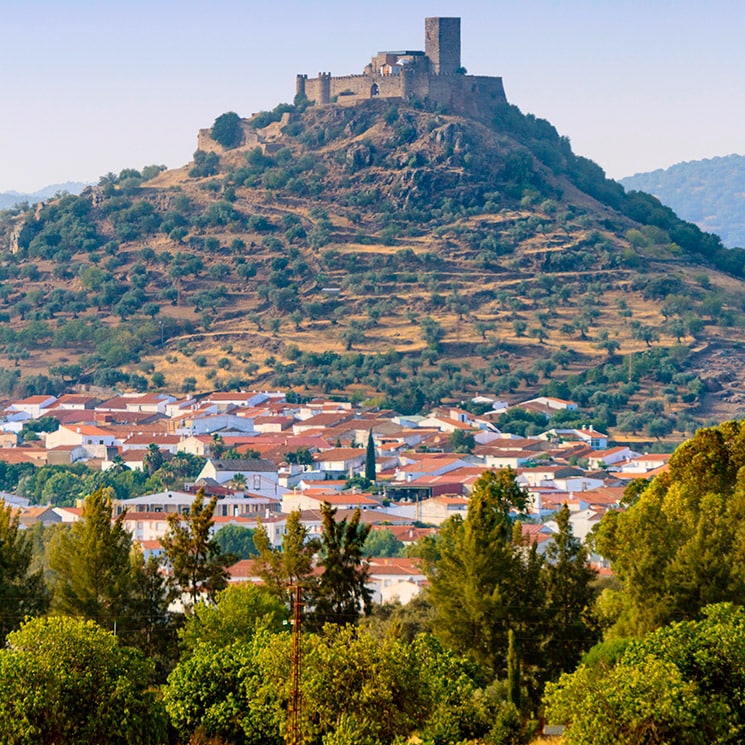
[
  {"xmin": 620, "ymin": 155, "xmax": 745, "ymax": 248},
  {"xmin": 0, "ymin": 182, "xmax": 89, "ymax": 211}
]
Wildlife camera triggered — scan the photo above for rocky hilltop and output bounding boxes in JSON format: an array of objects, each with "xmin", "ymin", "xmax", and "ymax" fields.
[{"xmin": 2, "ymin": 97, "xmax": 745, "ymax": 436}]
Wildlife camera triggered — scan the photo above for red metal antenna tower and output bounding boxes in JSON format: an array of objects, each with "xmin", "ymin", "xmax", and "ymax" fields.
[{"xmin": 286, "ymin": 585, "xmax": 303, "ymax": 745}]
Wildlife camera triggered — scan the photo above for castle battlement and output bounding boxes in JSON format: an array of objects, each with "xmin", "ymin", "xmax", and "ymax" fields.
[{"xmin": 296, "ymin": 17, "xmax": 507, "ymax": 120}]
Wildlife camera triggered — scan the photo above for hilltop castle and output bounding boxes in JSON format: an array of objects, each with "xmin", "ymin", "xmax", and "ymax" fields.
[{"xmin": 296, "ymin": 17, "xmax": 507, "ymax": 119}]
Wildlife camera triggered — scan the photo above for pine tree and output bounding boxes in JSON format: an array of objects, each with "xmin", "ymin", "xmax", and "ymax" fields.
[
  {"xmin": 160, "ymin": 488, "xmax": 232, "ymax": 608},
  {"xmin": 542, "ymin": 503, "xmax": 598, "ymax": 679},
  {"xmin": 424, "ymin": 469, "xmax": 530, "ymax": 674},
  {"xmin": 129, "ymin": 550, "xmax": 175, "ymax": 679},
  {"xmin": 49, "ymin": 487, "xmax": 137, "ymax": 633},
  {"xmin": 0, "ymin": 499, "xmax": 49, "ymax": 643},
  {"xmin": 308, "ymin": 503, "xmax": 372, "ymax": 628},
  {"xmin": 253, "ymin": 509, "xmax": 319, "ymax": 605}
]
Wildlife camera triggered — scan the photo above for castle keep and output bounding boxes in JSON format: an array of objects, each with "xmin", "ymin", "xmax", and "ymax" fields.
[{"xmin": 297, "ymin": 17, "xmax": 507, "ymax": 119}]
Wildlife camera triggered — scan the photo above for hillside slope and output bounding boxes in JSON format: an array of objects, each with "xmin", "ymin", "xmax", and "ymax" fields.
[{"xmin": 1, "ymin": 98, "xmax": 745, "ymax": 437}]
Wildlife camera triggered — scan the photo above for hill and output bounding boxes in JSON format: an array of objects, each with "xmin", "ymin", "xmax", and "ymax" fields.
[
  {"xmin": 620, "ymin": 154, "xmax": 745, "ymax": 248},
  {"xmin": 2, "ymin": 97, "xmax": 745, "ymax": 440},
  {"xmin": 0, "ymin": 182, "xmax": 88, "ymax": 211}
]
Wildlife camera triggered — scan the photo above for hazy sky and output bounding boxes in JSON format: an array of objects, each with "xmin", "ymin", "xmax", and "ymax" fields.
[{"xmin": 2, "ymin": 0, "xmax": 744, "ymax": 192}]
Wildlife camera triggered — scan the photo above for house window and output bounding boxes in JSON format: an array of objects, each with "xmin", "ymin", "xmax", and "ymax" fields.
[{"xmin": 253, "ymin": 475, "xmax": 261, "ymax": 490}]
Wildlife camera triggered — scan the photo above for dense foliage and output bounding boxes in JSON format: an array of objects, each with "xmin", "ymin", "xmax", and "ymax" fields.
[
  {"xmin": 0, "ymin": 616, "xmax": 166, "ymax": 745},
  {"xmin": 593, "ymin": 420, "xmax": 745, "ymax": 635},
  {"xmin": 546, "ymin": 603, "xmax": 745, "ymax": 745},
  {"xmin": 0, "ymin": 499, "xmax": 49, "ymax": 643},
  {"xmin": 419, "ymin": 471, "xmax": 599, "ymax": 703},
  {"xmin": 211, "ymin": 111, "xmax": 244, "ymax": 149},
  {"xmin": 164, "ymin": 619, "xmax": 526, "ymax": 745}
]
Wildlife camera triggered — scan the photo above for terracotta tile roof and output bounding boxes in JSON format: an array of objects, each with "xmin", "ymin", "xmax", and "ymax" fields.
[
  {"xmin": 13, "ymin": 395, "xmax": 56, "ymax": 405},
  {"xmin": 123, "ymin": 434, "xmax": 181, "ymax": 445},
  {"xmin": 366, "ymin": 557, "xmax": 424, "ymax": 575},
  {"xmin": 138, "ymin": 540, "xmax": 163, "ymax": 550},
  {"xmin": 313, "ymin": 448, "xmax": 367, "ymax": 461},
  {"xmin": 0, "ymin": 448, "xmax": 42, "ymax": 464},
  {"xmin": 375, "ymin": 525, "xmax": 436, "ymax": 543}
]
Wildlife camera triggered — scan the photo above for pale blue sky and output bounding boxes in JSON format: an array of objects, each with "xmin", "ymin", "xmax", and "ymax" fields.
[{"xmin": 2, "ymin": 0, "xmax": 744, "ymax": 192}]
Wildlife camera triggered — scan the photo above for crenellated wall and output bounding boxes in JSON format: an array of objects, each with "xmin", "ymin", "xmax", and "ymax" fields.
[
  {"xmin": 297, "ymin": 17, "xmax": 507, "ymax": 121},
  {"xmin": 303, "ymin": 70, "xmax": 506, "ymax": 119}
]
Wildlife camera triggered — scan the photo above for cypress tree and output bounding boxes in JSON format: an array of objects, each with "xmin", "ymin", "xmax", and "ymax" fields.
[
  {"xmin": 365, "ymin": 429, "xmax": 376, "ymax": 483},
  {"xmin": 507, "ymin": 628, "xmax": 521, "ymax": 709}
]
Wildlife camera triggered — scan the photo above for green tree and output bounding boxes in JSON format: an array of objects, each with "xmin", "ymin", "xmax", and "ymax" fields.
[
  {"xmin": 142, "ymin": 442, "xmax": 164, "ymax": 476},
  {"xmin": 228, "ymin": 472, "xmax": 247, "ymax": 490},
  {"xmin": 0, "ymin": 499, "xmax": 49, "ymax": 643},
  {"xmin": 365, "ymin": 429, "xmax": 376, "ymax": 482},
  {"xmin": 594, "ymin": 420, "xmax": 745, "ymax": 636},
  {"xmin": 423, "ymin": 470, "xmax": 531, "ymax": 675},
  {"xmin": 541, "ymin": 504, "xmax": 599, "ymax": 679},
  {"xmin": 284, "ymin": 446, "xmax": 314, "ymax": 465},
  {"xmin": 210, "ymin": 432, "xmax": 226, "ymax": 458},
  {"xmin": 0, "ymin": 615, "xmax": 166, "ymax": 745},
  {"xmin": 178, "ymin": 583, "xmax": 287, "ymax": 656},
  {"xmin": 546, "ymin": 649, "xmax": 708, "ymax": 745},
  {"xmin": 214, "ymin": 523, "xmax": 258, "ymax": 559},
  {"xmin": 164, "ymin": 634, "xmax": 286, "ymax": 745},
  {"xmin": 421, "ymin": 316, "xmax": 445, "ymax": 351},
  {"xmin": 211, "ymin": 111, "xmax": 244, "ymax": 149},
  {"xmin": 128, "ymin": 550, "xmax": 175, "ymax": 679},
  {"xmin": 253, "ymin": 509, "xmax": 319, "ymax": 605},
  {"xmin": 189, "ymin": 149, "xmax": 220, "ymax": 178},
  {"xmin": 308, "ymin": 503, "xmax": 372, "ymax": 628},
  {"xmin": 363, "ymin": 528, "xmax": 405, "ymax": 558},
  {"xmin": 448, "ymin": 428, "xmax": 476, "ymax": 453},
  {"xmin": 160, "ymin": 488, "xmax": 232, "ymax": 608},
  {"xmin": 39, "ymin": 469, "xmax": 84, "ymax": 506},
  {"xmin": 545, "ymin": 603, "xmax": 745, "ymax": 745},
  {"xmin": 49, "ymin": 488, "xmax": 138, "ymax": 634}
]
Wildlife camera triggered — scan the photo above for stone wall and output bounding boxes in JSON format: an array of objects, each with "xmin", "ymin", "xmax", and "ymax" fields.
[
  {"xmin": 197, "ymin": 122, "xmax": 261, "ymax": 153},
  {"xmin": 303, "ymin": 70, "xmax": 506, "ymax": 120}
]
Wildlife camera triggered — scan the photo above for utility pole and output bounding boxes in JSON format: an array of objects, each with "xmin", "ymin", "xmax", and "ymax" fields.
[{"xmin": 286, "ymin": 585, "xmax": 303, "ymax": 745}]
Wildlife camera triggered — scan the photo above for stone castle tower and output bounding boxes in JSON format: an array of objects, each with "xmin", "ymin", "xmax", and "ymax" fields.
[
  {"xmin": 425, "ymin": 17, "xmax": 461, "ymax": 75},
  {"xmin": 297, "ymin": 17, "xmax": 506, "ymax": 120}
]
